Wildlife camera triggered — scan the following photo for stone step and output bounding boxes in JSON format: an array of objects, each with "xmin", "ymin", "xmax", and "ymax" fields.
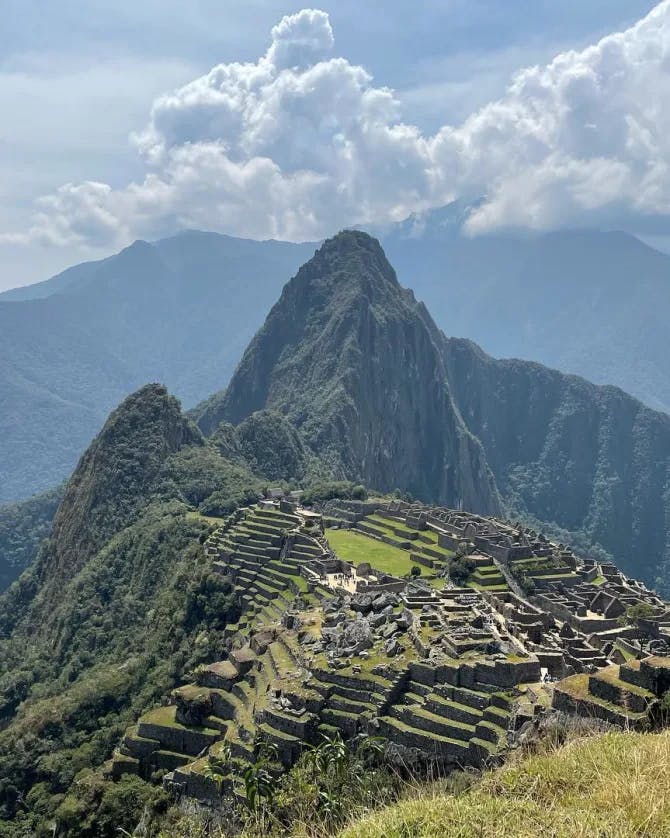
[
  {"xmin": 326, "ymin": 692, "xmax": 377, "ymax": 716},
  {"xmin": 257, "ymin": 724, "xmax": 303, "ymax": 766},
  {"xmin": 619, "ymin": 660, "xmax": 650, "ymax": 690},
  {"xmin": 228, "ymin": 542, "xmax": 271, "ymax": 560},
  {"xmin": 122, "ymin": 730, "xmax": 161, "ymax": 761},
  {"xmin": 588, "ymin": 668, "xmax": 655, "ymax": 713},
  {"xmin": 204, "ymin": 715, "xmax": 229, "ymax": 734},
  {"xmin": 442, "ymin": 685, "xmax": 491, "ymax": 711},
  {"xmin": 244, "ymin": 521, "xmax": 285, "ymax": 538},
  {"xmin": 423, "ymin": 694, "xmax": 483, "ymax": 726},
  {"xmin": 483, "ymin": 705, "xmax": 510, "ymax": 726},
  {"xmin": 263, "ymin": 707, "xmax": 318, "ymax": 740},
  {"xmin": 377, "ymin": 716, "xmax": 470, "ymax": 762},
  {"xmin": 171, "ymin": 757, "xmax": 222, "ymax": 802},
  {"xmin": 254, "ymin": 513, "xmax": 301, "ymax": 530},
  {"xmin": 228, "ymin": 528, "xmax": 273, "ymax": 546},
  {"xmin": 475, "ymin": 720, "xmax": 506, "ymax": 745},
  {"xmin": 319, "ymin": 708, "xmax": 359, "ymax": 738},
  {"xmin": 110, "ymin": 751, "xmax": 140, "ymax": 778},
  {"xmin": 390, "ymin": 704, "xmax": 475, "ymax": 742},
  {"xmin": 312, "ymin": 667, "xmax": 392, "ymax": 697},
  {"xmin": 137, "ymin": 706, "xmax": 220, "ymax": 756},
  {"xmin": 154, "ymin": 750, "xmax": 192, "ymax": 771}
]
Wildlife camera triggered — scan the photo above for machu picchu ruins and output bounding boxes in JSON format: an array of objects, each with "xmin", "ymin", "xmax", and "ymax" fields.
[{"xmin": 109, "ymin": 495, "xmax": 670, "ymax": 806}]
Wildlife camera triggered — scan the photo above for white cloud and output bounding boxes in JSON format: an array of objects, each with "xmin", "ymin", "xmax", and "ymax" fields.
[{"xmin": 5, "ymin": 2, "xmax": 670, "ymax": 249}]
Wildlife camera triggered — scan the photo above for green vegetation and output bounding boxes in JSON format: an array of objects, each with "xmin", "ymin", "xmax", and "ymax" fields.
[
  {"xmin": 302, "ymin": 482, "xmax": 368, "ymax": 506},
  {"xmin": 325, "ymin": 529, "xmax": 413, "ymax": 577},
  {"xmin": 339, "ymin": 730, "xmax": 670, "ymax": 838},
  {"xmin": 0, "ymin": 485, "xmax": 63, "ymax": 591},
  {"xmin": 450, "ymin": 556, "xmax": 476, "ymax": 586},
  {"xmin": 235, "ymin": 410, "xmax": 310, "ymax": 482},
  {"xmin": 0, "ymin": 385, "xmax": 264, "ymax": 836}
]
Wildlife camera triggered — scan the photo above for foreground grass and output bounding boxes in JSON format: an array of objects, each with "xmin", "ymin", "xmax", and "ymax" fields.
[
  {"xmin": 339, "ymin": 730, "xmax": 670, "ymax": 838},
  {"xmin": 325, "ymin": 528, "xmax": 413, "ymax": 576}
]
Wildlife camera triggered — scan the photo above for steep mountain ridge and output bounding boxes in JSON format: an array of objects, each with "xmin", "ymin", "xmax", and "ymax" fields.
[
  {"xmin": 41, "ymin": 384, "xmax": 202, "ymax": 591},
  {"xmin": 443, "ymin": 338, "xmax": 670, "ymax": 588},
  {"xmin": 0, "ymin": 382, "xmax": 271, "ymax": 834},
  {"xmin": 197, "ymin": 231, "xmax": 670, "ymax": 591},
  {"xmin": 382, "ymin": 215, "xmax": 670, "ymax": 414},
  {"xmin": 197, "ymin": 231, "xmax": 500, "ymax": 514}
]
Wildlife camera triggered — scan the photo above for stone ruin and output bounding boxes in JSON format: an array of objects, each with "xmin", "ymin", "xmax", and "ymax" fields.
[{"xmin": 108, "ymin": 498, "xmax": 670, "ymax": 806}]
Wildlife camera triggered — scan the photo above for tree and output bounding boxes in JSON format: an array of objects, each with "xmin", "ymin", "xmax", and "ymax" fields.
[{"xmin": 450, "ymin": 556, "xmax": 475, "ymax": 586}]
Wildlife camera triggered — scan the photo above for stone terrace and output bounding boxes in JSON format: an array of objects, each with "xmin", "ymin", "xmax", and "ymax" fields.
[{"xmin": 108, "ymin": 498, "xmax": 670, "ymax": 806}]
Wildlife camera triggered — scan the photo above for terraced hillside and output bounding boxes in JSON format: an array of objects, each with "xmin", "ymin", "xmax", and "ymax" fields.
[
  {"xmin": 325, "ymin": 503, "xmax": 509, "ymax": 592},
  {"xmin": 108, "ymin": 497, "xmax": 670, "ymax": 809}
]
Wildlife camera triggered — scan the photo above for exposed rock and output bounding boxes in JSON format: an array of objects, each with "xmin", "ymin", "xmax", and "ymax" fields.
[
  {"xmin": 372, "ymin": 593, "xmax": 399, "ymax": 613},
  {"xmin": 368, "ymin": 612, "xmax": 387, "ymax": 629},
  {"xmin": 385, "ymin": 638, "xmax": 404, "ymax": 657},
  {"xmin": 351, "ymin": 594, "xmax": 373, "ymax": 614},
  {"xmin": 382, "ymin": 621, "xmax": 400, "ymax": 639}
]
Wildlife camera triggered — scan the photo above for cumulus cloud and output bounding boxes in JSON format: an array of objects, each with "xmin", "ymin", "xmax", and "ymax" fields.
[{"xmin": 6, "ymin": 3, "xmax": 670, "ymax": 248}]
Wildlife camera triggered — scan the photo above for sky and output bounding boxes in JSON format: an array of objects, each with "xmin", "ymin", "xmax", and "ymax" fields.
[{"xmin": 0, "ymin": 0, "xmax": 664, "ymax": 290}]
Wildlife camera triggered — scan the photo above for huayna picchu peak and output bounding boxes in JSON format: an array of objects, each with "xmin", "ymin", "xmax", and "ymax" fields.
[{"xmin": 195, "ymin": 231, "xmax": 502, "ymax": 518}]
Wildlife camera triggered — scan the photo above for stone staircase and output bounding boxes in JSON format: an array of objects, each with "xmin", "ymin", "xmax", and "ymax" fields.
[{"xmin": 378, "ymin": 678, "xmax": 511, "ymax": 767}]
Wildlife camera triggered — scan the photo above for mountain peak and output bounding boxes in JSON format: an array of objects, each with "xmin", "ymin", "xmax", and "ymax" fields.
[
  {"xmin": 194, "ymin": 234, "xmax": 500, "ymax": 513},
  {"xmin": 40, "ymin": 383, "xmax": 202, "ymax": 588},
  {"xmin": 299, "ymin": 229, "xmax": 400, "ymax": 292}
]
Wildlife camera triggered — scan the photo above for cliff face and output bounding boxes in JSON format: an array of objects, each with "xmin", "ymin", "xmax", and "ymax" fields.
[
  {"xmin": 195, "ymin": 231, "xmax": 670, "ymax": 591},
  {"xmin": 443, "ymin": 338, "xmax": 670, "ymax": 588},
  {"xmin": 197, "ymin": 231, "xmax": 501, "ymax": 514},
  {"xmin": 42, "ymin": 383, "xmax": 202, "ymax": 588}
]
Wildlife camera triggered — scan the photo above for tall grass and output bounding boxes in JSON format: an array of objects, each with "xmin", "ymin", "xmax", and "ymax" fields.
[{"xmin": 339, "ymin": 730, "xmax": 670, "ymax": 838}]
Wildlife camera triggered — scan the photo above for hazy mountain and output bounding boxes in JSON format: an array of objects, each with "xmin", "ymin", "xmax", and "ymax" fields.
[
  {"xmin": 0, "ymin": 486, "xmax": 63, "ymax": 592},
  {"xmin": 197, "ymin": 231, "xmax": 670, "ymax": 592},
  {"xmin": 3, "ymin": 210, "xmax": 670, "ymax": 506},
  {"xmin": 0, "ymin": 232, "xmax": 316, "ymax": 503},
  {"xmin": 381, "ymin": 206, "xmax": 670, "ymax": 414}
]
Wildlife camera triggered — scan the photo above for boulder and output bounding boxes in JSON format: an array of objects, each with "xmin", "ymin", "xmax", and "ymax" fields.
[
  {"xmin": 372, "ymin": 592, "xmax": 398, "ymax": 613},
  {"xmin": 351, "ymin": 594, "xmax": 373, "ymax": 614},
  {"xmin": 369, "ymin": 612, "xmax": 387, "ymax": 629},
  {"xmin": 382, "ymin": 621, "xmax": 400, "ymax": 639},
  {"xmin": 385, "ymin": 638, "xmax": 404, "ymax": 657},
  {"xmin": 343, "ymin": 619, "xmax": 373, "ymax": 650}
]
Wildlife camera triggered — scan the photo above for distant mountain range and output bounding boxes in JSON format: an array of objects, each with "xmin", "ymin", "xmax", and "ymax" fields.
[
  {"xmin": 382, "ymin": 204, "xmax": 670, "ymax": 416},
  {"xmin": 1, "ymin": 208, "xmax": 669, "ymax": 504},
  {"xmin": 0, "ymin": 232, "xmax": 315, "ymax": 503}
]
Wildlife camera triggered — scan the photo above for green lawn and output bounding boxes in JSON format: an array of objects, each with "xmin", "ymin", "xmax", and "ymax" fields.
[{"xmin": 325, "ymin": 528, "xmax": 414, "ymax": 577}]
